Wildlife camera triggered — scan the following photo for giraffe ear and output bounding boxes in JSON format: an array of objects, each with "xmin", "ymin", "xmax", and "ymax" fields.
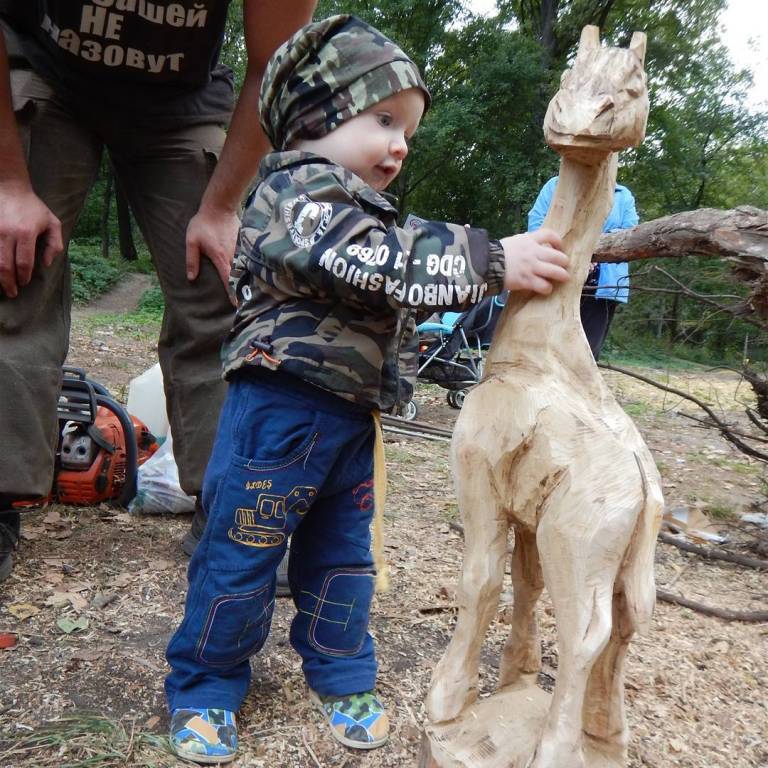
[
  {"xmin": 578, "ymin": 25, "xmax": 600, "ymax": 53},
  {"xmin": 630, "ymin": 31, "xmax": 646, "ymax": 66}
]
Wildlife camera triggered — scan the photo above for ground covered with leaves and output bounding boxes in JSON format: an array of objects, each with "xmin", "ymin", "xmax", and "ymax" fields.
[{"xmin": 1, "ymin": 281, "xmax": 766, "ymax": 767}]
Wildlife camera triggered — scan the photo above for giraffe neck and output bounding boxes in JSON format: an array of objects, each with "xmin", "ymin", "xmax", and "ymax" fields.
[{"xmin": 487, "ymin": 154, "xmax": 618, "ymax": 372}]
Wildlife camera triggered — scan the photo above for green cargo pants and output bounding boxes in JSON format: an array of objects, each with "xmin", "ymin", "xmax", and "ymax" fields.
[{"xmin": 1, "ymin": 49, "xmax": 233, "ymax": 500}]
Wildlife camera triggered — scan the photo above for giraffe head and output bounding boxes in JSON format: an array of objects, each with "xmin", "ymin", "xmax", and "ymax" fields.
[{"xmin": 544, "ymin": 26, "xmax": 649, "ymax": 165}]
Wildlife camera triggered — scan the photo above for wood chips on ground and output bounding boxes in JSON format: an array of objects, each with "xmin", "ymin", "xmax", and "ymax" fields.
[{"xmin": 0, "ymin": 302, "xmax": 766, "ymax": 767}]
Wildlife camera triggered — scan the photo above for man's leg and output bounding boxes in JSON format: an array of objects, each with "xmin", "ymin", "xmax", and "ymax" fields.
[
  {"xmin": 109, "ymin": 123, "xmax": 234, "ymax": 545},
  {"xmin": 580, "ymin": 297, "xmax": 618, "ymax": 361},
  {"xmin": 0, "ymin": 56, "xmax": 102, "ymax": 581}
]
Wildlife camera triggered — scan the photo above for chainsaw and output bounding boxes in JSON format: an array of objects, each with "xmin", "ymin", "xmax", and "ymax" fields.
[{"xmin": 55, "ymin": 367, "xmax": 159, "ymax": 507}]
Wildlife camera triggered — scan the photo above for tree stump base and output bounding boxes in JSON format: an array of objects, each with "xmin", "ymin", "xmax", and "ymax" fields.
[{"xmin": 419, "ymin": 680, "xmax": 624, "ymax": 768}]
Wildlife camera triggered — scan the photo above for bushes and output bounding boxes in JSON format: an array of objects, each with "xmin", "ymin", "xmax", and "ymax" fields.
[{"xmin": 68, "ymin": 240, "xmax": 124, "ymax": 305}]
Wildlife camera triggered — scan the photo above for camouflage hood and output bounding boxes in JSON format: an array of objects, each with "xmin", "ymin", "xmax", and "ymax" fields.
[{"xmin": 260, "ymin": 15, "xmax": 430, "ymax": 150}]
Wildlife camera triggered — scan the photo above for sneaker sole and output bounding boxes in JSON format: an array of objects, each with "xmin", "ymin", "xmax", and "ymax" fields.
[
  {"xmin": 308, "ymin": 689, "xmax": 389, "ymax": 750},
  {"xmin": 171, "ymin": 743, "xmax": 237, "ymax": 765}
]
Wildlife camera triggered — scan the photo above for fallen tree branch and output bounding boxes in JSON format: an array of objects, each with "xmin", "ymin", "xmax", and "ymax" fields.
[
  {"xmin": 594, "ymin": 206, "xmax": 768, "ymax": 267},
  {"xmin": 594, "ymin": 206, "xmax": 768, "ymax": 321},
  {"xmin": 746, "ymin": 407, "xmax": 768, "ymax": 436},
  {"xmin": 656, "ymin": 589, "xmax": 768, "ymax": 623},
  {"xmin": 658, "ymin": 531, "xmax": 768, "ymax": 570},
  {"xmin": 677, "ymin": 411, "xmax": 768, "ymax": 444},
  {"xmin": 598, "ymin": 362, "xmax": 768, "ymax": 461}
]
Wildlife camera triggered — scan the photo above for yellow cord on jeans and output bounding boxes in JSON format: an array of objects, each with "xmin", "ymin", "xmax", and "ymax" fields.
[{"xmin": 372, "ymin": 411, "xmax": 389, "ymax": 592}]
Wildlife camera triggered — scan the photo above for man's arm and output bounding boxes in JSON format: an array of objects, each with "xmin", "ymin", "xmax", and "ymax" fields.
[
  {"xmin": 185, "ymin": 0, "xmax": 316, "ymax": 292},
  {"xmin": 0, "ymin": 33, "xmax": 63, "ymax": 298}
]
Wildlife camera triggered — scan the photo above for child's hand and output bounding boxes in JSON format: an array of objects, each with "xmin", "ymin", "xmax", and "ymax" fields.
[{"xmin": 500, "ymin": 229, "xmax": 569, "ymax": 295}]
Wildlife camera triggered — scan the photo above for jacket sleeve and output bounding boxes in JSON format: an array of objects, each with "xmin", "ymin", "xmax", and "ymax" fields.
[
  {"xmin": 619, "ymin": 187, "xmax": 639, "ymax": 229},
  {"xmin": 527, "ymin": 177, "xmax": 557, "ymax": 233},
  {"xmin": 237, "ymin": 171, "xmax": 505, "ymax": 313}
]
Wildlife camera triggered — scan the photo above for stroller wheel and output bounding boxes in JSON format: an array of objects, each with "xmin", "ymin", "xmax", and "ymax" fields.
[
  {"xmin": 454, "ymin": 389, "xmax": 467, "ymax": 408},
  {"xmin": 402, "ymin": 399, "xmax": 419, "ymax": 421}
]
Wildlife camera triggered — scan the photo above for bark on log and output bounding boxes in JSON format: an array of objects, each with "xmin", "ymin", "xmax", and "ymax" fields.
[
  {"xmin": 594, "ymin": 206, "xmax": 768, "ymax": 320},
  {"xmin": 594, "ymin": 206, "xmax": 768, "ymax": 266}
]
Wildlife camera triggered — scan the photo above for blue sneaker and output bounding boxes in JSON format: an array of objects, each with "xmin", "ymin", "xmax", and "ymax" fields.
[
  {"xmin": 169, "ymin": 707, "xmax": 237, "ymax": 764},
  {"xmin": 310, "ymin": 689, "xmax": 389, "ymax": 749}
]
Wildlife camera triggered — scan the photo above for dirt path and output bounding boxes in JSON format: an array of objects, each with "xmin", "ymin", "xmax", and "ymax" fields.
[
  {"xmin": 72, "ymin": 272, "xmax": 154, "ymax": 318},
  {"xmin": 0, "ymin": 307, "xmax": 766, "ymax": 767}
]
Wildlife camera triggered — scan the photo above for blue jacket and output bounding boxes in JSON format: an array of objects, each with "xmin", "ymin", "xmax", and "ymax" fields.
[{"xmin": 527, "ymin": 177, "xmax": 637, "ymax": 303}]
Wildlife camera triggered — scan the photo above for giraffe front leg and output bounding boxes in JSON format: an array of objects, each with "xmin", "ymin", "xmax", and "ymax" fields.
[
  {"xmin": 426, "ymin": 460, "xmax": 509, "ymax": 723},
  {"xmin": 499, "ymin": 526, "xmax": 544, "ymax": 688}
]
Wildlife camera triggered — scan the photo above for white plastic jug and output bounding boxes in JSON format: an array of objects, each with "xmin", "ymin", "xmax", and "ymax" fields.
[{"xmin": 127, "ymin": 363, "xmax": 169, "ymax": 439}]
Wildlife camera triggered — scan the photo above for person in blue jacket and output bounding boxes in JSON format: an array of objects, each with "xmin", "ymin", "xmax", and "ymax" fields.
[{"xmin": 528, "ymin": 177, "xmax": 638, "ymax": 360}]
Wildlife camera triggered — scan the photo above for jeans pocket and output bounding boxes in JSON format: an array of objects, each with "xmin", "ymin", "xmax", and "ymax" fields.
[
  {"xmin": 302, "ymin": 567, "xmax": 375, "ymax": 657},
  {"xmin": 195, "ymin": 585, "xmax": 273, "ymax": 667}
]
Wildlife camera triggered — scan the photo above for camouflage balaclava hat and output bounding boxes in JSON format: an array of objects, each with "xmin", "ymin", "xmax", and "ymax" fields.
[{"xmin": 260, "ymin": 15, "xmax": 430, "ymax": 151}]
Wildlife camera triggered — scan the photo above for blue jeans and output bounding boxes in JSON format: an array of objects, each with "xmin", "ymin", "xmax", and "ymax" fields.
[{"xmin": 165, "ymin": 369, "xmax": 378, "ymax": 712}]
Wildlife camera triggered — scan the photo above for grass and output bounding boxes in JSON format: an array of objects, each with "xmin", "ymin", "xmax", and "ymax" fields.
[
  {"xmin": 75, "ymin": 284, "xmax": 164, "ymax": 342},
  {"xmin": 621, "ymin": 401, "xmax": 652, "ymax": 418},
  {"xmin": 705, "ymin": 503, "xmax": 738, "ymax": 521},
  {"xmin": 0, "ymin": 714, "xmax": 173, "ymax": 768}
]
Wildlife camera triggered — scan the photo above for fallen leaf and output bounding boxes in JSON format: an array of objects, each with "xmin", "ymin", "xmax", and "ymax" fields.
[
  {"xmin": 144, "ymin": 715, "xmax": 160, "ymax": 729},
  {"xmin": 92, "ymin": 591, "xmax": 119, "ymax": 609},
  {"xmin": 44, "ymin": 510, "xmax": 62, "ymax": 525},
  {"xmin": 7, "ymin": 603, "xmax": 41, "ymax": 621},
  {"xmin": 0, "ymin": 632, "xmax": 18, "ymax": 649},
  {"xmin": 45, "ymin": 592, "xmax": 73, "ymax": 609},
  {"xmin": 108, "ymin": 573, "xmax": 133, "ymax": 588},
  {"xmin": 57, "ymin": 616, "xmax": 89, "ymax": 634}
]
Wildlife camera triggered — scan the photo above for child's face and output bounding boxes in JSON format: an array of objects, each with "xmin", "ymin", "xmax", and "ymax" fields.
[{"xmin": 291, "ymin": 88, "xmax": 425, "ymax": 191}]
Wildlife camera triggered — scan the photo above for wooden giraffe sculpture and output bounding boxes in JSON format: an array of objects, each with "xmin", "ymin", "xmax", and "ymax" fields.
[{"xmin": 422, "ymin": 27, "xmax": 663, "ymax": 768}]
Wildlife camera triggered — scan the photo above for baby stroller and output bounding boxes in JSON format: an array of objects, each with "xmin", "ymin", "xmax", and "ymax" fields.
[{"xmin": 405, "ymin": 292, "xmax": 507, "ymax": 415}]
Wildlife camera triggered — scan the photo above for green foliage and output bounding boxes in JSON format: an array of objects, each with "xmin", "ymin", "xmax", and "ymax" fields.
[
  {"xmin": 136, "ymin": 284, "xmax": 165, "ymax": 316},
  {"xmin": 69, "ymin": 240, "xmax": 125, "ymax": 305},
  {"xmin": 68, "ymin": 1, "xmax": 768, "ymax": 364},
  {"xmin": 221, "ymin": 0, "xmax": 247, "ymax": 91}
]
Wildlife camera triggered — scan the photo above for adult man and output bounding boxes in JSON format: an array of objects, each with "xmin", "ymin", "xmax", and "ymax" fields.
[
  {"xmin": 0, "ymin": 0, "xmax": 316, "ymax": 581},
  {"xmin": 528, "ymin": 176, "xmax": 638, "ymax": 359}
]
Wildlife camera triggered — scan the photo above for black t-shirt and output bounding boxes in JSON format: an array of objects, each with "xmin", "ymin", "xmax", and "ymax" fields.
[{"xmin": 1, "ymin": 0, "xmax": 235, "ymax": 124}]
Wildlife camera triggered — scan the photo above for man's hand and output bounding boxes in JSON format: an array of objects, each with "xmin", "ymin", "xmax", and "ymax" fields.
[
  {"xmin": 501, "ymin": 228, "xmax": 569, "ymax": 295},
  {"xmin": 185, "ymin": 205, "xmax": 240, "ymax": 304},
  {"xmin": 0, "ymin": 187, "xmax": 63, "ymax": 298}
]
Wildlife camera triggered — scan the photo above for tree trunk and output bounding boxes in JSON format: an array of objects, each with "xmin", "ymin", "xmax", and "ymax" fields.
[
  {"xmin": 100, "ymin": 166, "xmax": 113, "ymax": 261},
  {"xmin": 114, "ymin": 174, "xmax": 137, "ymax": 262}
]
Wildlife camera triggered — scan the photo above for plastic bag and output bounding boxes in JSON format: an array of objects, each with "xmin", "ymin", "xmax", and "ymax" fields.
[{"xmin": 128, "ymin": 431, "xmax": 196, "ymax": 515}]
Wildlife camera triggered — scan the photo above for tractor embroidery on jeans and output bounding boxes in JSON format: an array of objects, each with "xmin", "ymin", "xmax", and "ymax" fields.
[{"xmin": 228, "ymin": 485, "xmax": 318, "ymax": 547}]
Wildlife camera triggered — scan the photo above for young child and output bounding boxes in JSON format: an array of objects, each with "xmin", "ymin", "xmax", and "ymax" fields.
[{"xmin": 164, "ymin": 14, "xmax": 568, "ymax": 764}]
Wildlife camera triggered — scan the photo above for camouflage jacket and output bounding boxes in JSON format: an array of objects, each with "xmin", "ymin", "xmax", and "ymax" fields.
[{"xmin": 223, "ymin": 151, "xmax": 506, "ymax": 410}]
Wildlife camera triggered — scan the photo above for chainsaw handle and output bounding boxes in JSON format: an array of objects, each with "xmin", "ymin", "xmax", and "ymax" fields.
[{"xmin": 95, "ymin": 394, "xmax": 138, "ymax": 507}]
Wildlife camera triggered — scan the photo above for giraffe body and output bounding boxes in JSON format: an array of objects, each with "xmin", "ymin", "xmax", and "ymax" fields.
[{"xmin": 424, "ymin": 27, "xmax": 663, "ymax": 768}]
